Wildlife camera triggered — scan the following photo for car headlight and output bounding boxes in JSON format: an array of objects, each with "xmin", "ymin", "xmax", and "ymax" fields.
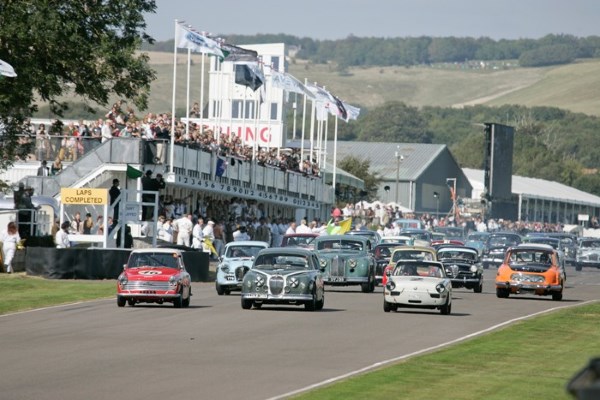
[
  {"xmin": 221, "ymin": 265, "xmax": 230, "ymax": 273},
  {"xmin": 289, "ymin": 277, "xmax": 299, "ymax": 288},
  {"xmin": 470, "ymin": 265, "xmax": 478, "ymax": 273},
  {"xmin": 118, "ymin": 275, "xmax": 128, "ymax": 285},
  {"xmin": 169, "ymin": 276, "xmax": 179, "ymax": 287},
  {"xmin": 319, "ymin": 259, "xmax": 327, "ymax": 267},
  {"xmin": 348, "ymin": 259, "xmax": 357, "ymax": 268},
  {"xmin": 255, "ymin": 275, "xmax": 265, "ymax": 287},
  {"xmin": 436, "ymin": 283, "xmax": 446, "ymax": 293},
  {"xmin": 386, "ymin": 281, "xmax": 396, "ymax": 291}
]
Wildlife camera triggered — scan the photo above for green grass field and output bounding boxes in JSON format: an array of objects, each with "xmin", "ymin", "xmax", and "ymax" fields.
[
  {"xmin": 50, "ymin": 52, "xmax": 600, "ymax": 117},
  {"xmin": 291, "ymin": 302, "xmax": 600, "ymax": 400}
]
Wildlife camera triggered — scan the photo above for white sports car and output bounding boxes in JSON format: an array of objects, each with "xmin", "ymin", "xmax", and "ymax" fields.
[
  {"xmin": 215, "ymin": 241, "xmax": 269, "ymax": 295},
  {"xmin": 383, "ymin": 260, "xmax": 452, "ymax": 315}
]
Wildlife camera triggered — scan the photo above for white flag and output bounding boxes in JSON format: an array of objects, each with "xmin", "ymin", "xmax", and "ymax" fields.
[
  {"xmin": 0, "ymin": 58, "xmax": 17, "ymax": 78},
  {"xmin": 175, "ymin": 23, "xmax": 224, "ymax": 59},
  {"xmin": 342, "ymin": 102, "xmax": 361, "ymax": 121},
  {"xmin": 270, "ymin": 70, "xmax": 315, "ymax": 99}
]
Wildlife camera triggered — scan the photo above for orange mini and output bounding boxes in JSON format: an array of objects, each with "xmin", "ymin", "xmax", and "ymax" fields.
[{"xmin": 495, "ymin": 244, "xmax": 564, "ymax": 301}]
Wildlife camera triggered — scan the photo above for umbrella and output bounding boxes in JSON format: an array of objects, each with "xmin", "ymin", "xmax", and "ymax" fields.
[{"xmin": 0, "ymin": 58, "xmax": 17, "ymax": 78}]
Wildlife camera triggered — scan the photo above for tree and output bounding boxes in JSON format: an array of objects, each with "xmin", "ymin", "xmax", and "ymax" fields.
[
  {"xmin": 337, "ymin": 155, "xmax": 381, "ymax": 202},
  {"xmin": 0, "ymin": 0, "xmax": 157, "ymax": 170}
]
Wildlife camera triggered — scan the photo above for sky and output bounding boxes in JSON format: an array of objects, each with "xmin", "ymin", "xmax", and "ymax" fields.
[{"xmin": 144, "ymin": 0, "xmax": 600, "ymax": 42}]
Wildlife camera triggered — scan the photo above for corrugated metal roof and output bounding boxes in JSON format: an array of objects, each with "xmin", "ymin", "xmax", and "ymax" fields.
[
  {"xmin": 325, "ymin": 141, "xmax": 447, "ymax": 181},
  {"xmin": 463, "ymin": 168, "xmax": 600, "ymax": 207}
]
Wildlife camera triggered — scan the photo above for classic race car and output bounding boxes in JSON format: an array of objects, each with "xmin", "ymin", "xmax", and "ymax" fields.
[
  {"xmin": 381, "ymin": 246, "xmax": 437, "ymax": 286},
  {"xmin": 436, "ymin": 246, "xmax": 483, "ymax": 292},
  {"xmin": 117, "ymin": 248, "xmax": 191, "ymax": 308},
  {"xmin": 482, "ymin": 232, "xmax": 522, "ymax": 269},
  {"xmin": 576, "ymin": 237, "xmax": 600, "ymax": 270},
  {"xmin": 383, "ymin": 260, "xmax": 452, "ymax": 315},
  {"xmin": 313, "ymin": 235, "xmax": 376, "ymax": 292},
  {"xmin": 241, "ymin": 248, "xmax": 325, "ymax": 311},
  {"xmin": 495, "ymin": 244, "xmax": 564, "ymax": 301},
  {"xmin": 215, "ymin": 241, "xmax": 269, "ymax": 295}
]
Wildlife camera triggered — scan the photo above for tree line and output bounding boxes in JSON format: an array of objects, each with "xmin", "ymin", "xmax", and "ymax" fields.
[{"xmin": 147, "ymin": 33, "xmax": 600, "ymax": 69}]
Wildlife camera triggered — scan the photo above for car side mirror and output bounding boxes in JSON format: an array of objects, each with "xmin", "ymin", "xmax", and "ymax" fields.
[{"xmin": 123, "ymin": 264, "xmax": 127, "ymax": 270}]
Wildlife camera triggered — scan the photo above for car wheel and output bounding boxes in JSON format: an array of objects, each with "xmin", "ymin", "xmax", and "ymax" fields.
[
  {"xmin": 474, "ymin": 278, "xmax": 483, "ymax": 293},
  {"xmin": 241, "ymin": 298, "xmax": 252, "ymax": 310},
  {"xmin": 315, "ymin": 290, "xmax": 324, "ymax": 311},
  {"xmin": 483, "ymin": 263, "xmax": 489, "ymax": 269},
  {"xmin": 224, "ymin": 288, "xmax": 231, "ymax": 295},
  {"xmin": 305, "ymin": 288, "xmax": 317, "ymax": 311},
  {"xmin": 552, "ymin": 288, "xmax": 563, "ymax": 301},
  {"xmin": 496, "ymin": 288, "xmax": 510, "ymax": 298},
  {"xmin": 182, "ymin": 288, "xmax": 191, "ymax": 308},
  {"xmin": 127, "ymin": 299, "xmax": 135, "ymax": 307},
  {"xmin": 117, "ymin": 296, "xmax": 126, "ymax": 307},
  {"xmin": 361, "ymin": 273, "xmax": 375, "ymax": 293},
  {"xmin": 383, "ymin": 300, "xmax": 391, "ymax": 312},
  {"xmin": 575, "ymin": 263, "xmax": 582, "ymax": 272},
  {"xmin": 215, "ymin": 282, "xmax": 225, "ymax": 295},
  {"xmin": 440, "ymin": 297, "xmax": 452, "ymax": 315},
  {"xmin": 173, "ymin": 292, "xmax": 183, "ymax": 308}
]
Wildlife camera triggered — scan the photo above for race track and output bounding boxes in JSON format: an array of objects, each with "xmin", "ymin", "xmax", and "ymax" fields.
[{"xmin": 0, "ymin": 267, "xmax": 598, "ymax": 400}]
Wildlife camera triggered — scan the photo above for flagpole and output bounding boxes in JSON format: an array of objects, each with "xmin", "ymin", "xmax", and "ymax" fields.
[
  {"xmin": 199, "ymin": 51, "xmax": 206, "ymax": 134},
  {"xmin": 322, "ymin": 114, "xmax": 329, "ymax": 168},
  {"xmin": 309, "ymin": 94, "xmax": 316, "ymax": 169},
  {"xmin": 300, "ymin": 78, "xmax": 308, "ymax": 170},
  {"xmin": 292, "ymin": 93, "xmax": 298, "ymax": 141},
  {"xmin": 333, "ymin": 115, "xmax": 338, "ymax": 190},
  {"xmin": 169, "ymin": 20, "xmax": 179, "ymax": 176},
  {"xmin": 185, "ymin": 44, "xmax": 192, "ymax": 139}
]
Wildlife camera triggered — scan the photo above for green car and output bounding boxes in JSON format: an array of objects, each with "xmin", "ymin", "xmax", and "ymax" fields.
[
  {"xmin": 241, "ymin": 248, "xmax": 325, "ymax": 311},
  {"xmin": 313, "ymin": 235, "xmax": 376, "ymax": 293}
]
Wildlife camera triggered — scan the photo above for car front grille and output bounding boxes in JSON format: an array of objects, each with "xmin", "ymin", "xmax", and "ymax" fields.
[
  {"xmin": 330, "ymin": 256, "xmax": 345, "ymax": 278},
  {"xmin": 235, "ymin": 266, "xmax": 248, "ymax": 281},
  {"xmin": 269, "ymin": 276, "xmax": 284, "ymax": 295},
  {"xmin": 123, "ymin": 281, "xmax": 170, "ymax": 291}
]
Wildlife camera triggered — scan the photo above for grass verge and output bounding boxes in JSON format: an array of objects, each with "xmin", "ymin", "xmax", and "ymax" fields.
[
  {"xmin": 0, "ymin": 273, "xmax": 115, "ymax": 315},
  {"xmin": 292, "ymin": 302, "xmax": 600, "ymax": 400}
]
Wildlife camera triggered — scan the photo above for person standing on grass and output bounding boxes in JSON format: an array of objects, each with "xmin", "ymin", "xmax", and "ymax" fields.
[{"xmin": 1, "ymin": 222, "xmax": 21, "ymax": 274}]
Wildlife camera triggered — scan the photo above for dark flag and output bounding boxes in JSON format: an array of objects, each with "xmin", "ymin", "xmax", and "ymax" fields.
[
  {"xmin": 216, "ymin": 157, "xmax": 227, "ymax": 177},
  {"xmin": 235, "ymin": 64, "xmax": 264, "ymax": 91},
  {"xmin": 126, "ymin": 164, "xmax": 143, "ymax": 179}
]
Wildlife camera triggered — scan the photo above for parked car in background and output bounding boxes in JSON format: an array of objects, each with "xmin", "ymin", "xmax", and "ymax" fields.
[
  {"xmin": 215, "ymin": 241, "xmax": 269, "ymax": 295},
  {"xmin": 383, "ymin": 260, "xmax": 452, "ymax": 315},
  {"xmin": 436, "ymin": 246, "xmax": 483, "ymax": 293},
  {"xmin": 313, "ymin": 235, "xmax": 376, "ymax": 292},
  {"xmin": 382, "ymin": 246, "xmax": 437, "ymax": 286},
  {"xmin": 281, "ymin": 233, "xmax": 319, "ymax": 250},
  {"xmin": 576, "ymin": 237, "xmax": 600, "ymax": 270},
  {"xmin": 495, "ymin": 244, "xmax": 564, "ymax": 301},
  {"xmin": 482, "ymin": 232, "xmax": 522, "ymax": 269},
  {"xmin": 241, "ymin": 248, "xmax": 324, "ymax": 311},
  {"xmin": 117, "ymin": 248, "xmax": 191, "ymax": 308}
]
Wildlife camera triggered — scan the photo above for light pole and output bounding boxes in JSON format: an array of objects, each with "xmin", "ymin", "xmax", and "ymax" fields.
[
  {"xmin": 446, "ymin": 178, "xmax": 457, "ymax": 218},
  {"xmin": 433, "ymin": 191, "xmax": 439, "ymax": 218},
  {"xmin": 394, "ymin": 146, "xmax": 403, "ymax": 204}
]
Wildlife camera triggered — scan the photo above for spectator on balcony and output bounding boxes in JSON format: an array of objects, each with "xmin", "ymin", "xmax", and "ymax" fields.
[
  {"xmin": 50, "ymin": 157, "xmax": 63, "ymax": 175},
  {"xmin": 37, "ymin": 160, "xmax": 50, "ymax": 176}
]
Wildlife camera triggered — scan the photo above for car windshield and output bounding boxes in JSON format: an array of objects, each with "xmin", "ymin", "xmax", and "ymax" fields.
[
  {"xmin": 468, "ymin": 233, "xmax": 488, "ymax": 241},
  {"xmin": 393, "ymin": 263, "xmax": 444, "ymax": 278},
  {"xmin": 392, "ymin": 250, "xmax": 434, "ymax": 263},
  {"xmin": 254, "ymin": 254, "xmax": 310, "ymax": 270},
  {"xmin": 285, "ymin": 236, "xmax": 315, "ymax": 247},
  {"xmin": 509, "ymin": 250, "xmax": 553, "ymax": 267},
  {"xmin": 580, "ymin": 240, "xmax": 600, "ymax": 249},
  {"xmin": 401, "ymin": 231, "xmax": 430, "ymax": 241},
  {"xmin": 128, "ymin": 252, "xmax": 180, "ymax": 269},
  {"xmin": 526, "ymin": 238, "xmax": 559, "ymax": 249},
  {"xmin": 375, "ymin": 246, "xmax": 393, "ymax": 258},
  {"xmin": 225, "ymin": 245, "xmax": 265, "ymax": 258},
  {"xmin": 489, "ymin": 235, "xmax": 520, "ymax": 247},
  {"xmin": 316, "ymin": 239, "xmax": 364, "ymax": 251},
  {"xmin": 438, "ymin": 250, "xmax": 476, "ymax": 261}
]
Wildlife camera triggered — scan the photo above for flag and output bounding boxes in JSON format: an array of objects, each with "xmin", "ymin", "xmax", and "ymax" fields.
[
  {"xmin": 270, "ymin": 69, "xmax": 315, "ymax": 99},
  {"xmin": 0, "ymin": 58, "xmax": 17, "ymax": 78},
  {"xmin": 221, "ymin": 43, "xmax": 258, "ymax": 62},
  {"xmin": 235, "ymin": 63, "xmax": 264, "ymax": 91},
  {"xmin": 175, "ymin": 23, "xmax": 224, "ymax": 59},
  {"xmin": 326, "ymin": 218, "xmax": 352, "ymax": 235},
  {"xmin": 305, "ymin": 82, "xmax": 335, "ymax": 104},
  {"xmin": 126, "ymin": 164, "xmax": 143, "ymax": 179},
  {"xmin": 343, "ymin": 102, "xmax": 361, "ymax": 122},
  {"xmin": 216, "ymin": 157, "xmax": 227, "ymax": 177},
  {"xmin": 332, "ymin": 95, "xmax": 348, "ymax": 120}
]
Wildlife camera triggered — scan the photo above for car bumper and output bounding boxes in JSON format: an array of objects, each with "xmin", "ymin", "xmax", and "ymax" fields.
[
  {"xmin": 482, "ymin": 257, "xmax": 503, "ymax": 266},
  {"xmin": 384, "ymin": 291, "xmax": 449, "ymax": 307},
  {"xmin": 576, "ymin": 259, "xmax": 600, "ymax": 267},
  {"xmin": 324, "ymin": 276, "xmax": 369, "ymax": 284},
  {"xmin": 495, "ymin": 281, "xmax": 562, "ymax": 292},
  {"xmin": 241, "ymin": 293, "xmax": 313, "ymax": 301},
  {"xmin": 449, "ymin": 277, "xmax": 480, "ymax": 285},
  {"xmin": 117, "ymin": 291, "xmax": 181, "ymax": 300}
]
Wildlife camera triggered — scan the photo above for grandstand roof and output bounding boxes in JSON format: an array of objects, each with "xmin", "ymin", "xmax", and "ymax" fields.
[{"xmin": 463, "ymin": 168, "xmax": 600, "ymax": 207}]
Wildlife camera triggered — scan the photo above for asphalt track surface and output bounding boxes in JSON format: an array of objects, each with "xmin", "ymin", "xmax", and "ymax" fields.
[{"xmin": 1, "ymin": 267, "xmax": 599, "ymax": 400}]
